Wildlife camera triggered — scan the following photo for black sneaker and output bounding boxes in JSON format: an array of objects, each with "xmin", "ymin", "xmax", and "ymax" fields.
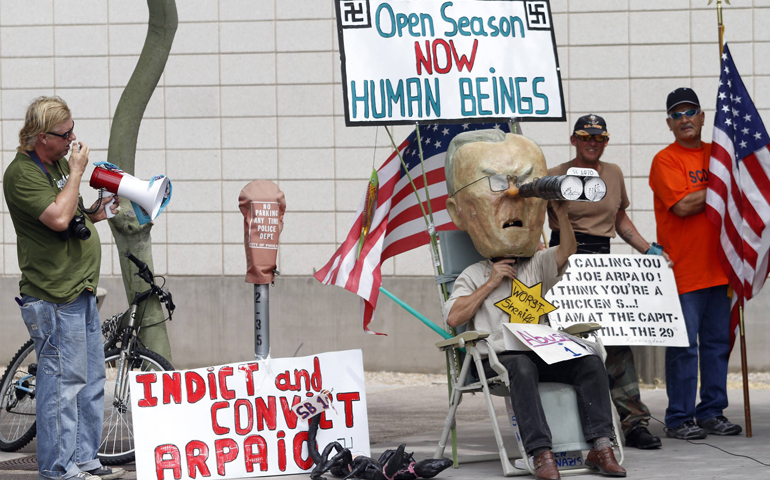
[
  {"xmin": 665, "ymin": 420, "xmax": 707, "ymax": 440},
  {"xmin": 625, "ymin": 426, "xmax": 662, "ymax": 449},
  {"xmin": 87, "ymin": 467, "xmax": 125, "ymax": 480},
  {"xmin": 697, "ymin": 415, "xmax": 742, "ymax": 436}
]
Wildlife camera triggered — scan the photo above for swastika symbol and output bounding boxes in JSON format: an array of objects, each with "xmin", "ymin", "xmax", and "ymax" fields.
[
  {"xmin": 526, "ymin": 1, "xmax": 551, "ymax": 29},
  {"xmin": 340, "ymin": 1, "xmax": 371, "ymax": 28}
]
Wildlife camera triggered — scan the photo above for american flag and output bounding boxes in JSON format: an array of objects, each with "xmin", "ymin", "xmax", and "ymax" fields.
[
  {"xmin": 705, "ymin": 43, "xmax": 770, "ymax": 350},
  {"xmin": 315, "ymin": 122, "xmax": 511, "ymax": 334}
]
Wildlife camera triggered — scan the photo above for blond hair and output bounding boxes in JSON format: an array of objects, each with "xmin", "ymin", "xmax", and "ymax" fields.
[{"xmin": 17, "ymin": 96, "xmax": 71, "ymax": 153}]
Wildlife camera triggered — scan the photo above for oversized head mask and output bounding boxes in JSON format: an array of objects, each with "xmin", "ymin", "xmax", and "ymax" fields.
[{"xmin": 445, "ymin": 131, "xmax": 547, "ymax": 258}]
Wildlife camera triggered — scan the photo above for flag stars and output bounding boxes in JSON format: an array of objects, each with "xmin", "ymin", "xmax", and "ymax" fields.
[
  {"xmin": 722, "ymin": 53, "xmax": 728, "ymax": 61},
  {"xmin": 725, "ymin": 118, "xmax": 732, "ymax": 127},
  {"xmin": 462, "ymin": 124, "xmax": 470, "ymax": 130},
  {"xmin": 434, "ymin": 140, "xmax": 442, "ymax": 148},
  {"xmin": 732, "ymin": 108, "xmax": 740, "ymax": 117},
  {"xmin": 719, "ymin": 92, "xmax": 727, "ymax": 100},
  {"xmin": 432, "ymin": 125, "xmax": 439, "ymax": 132},
  {"xmin": 727, "ymin": 80, "xmax": 732, "ymax": 88},
  {"xmin": 744, "ymin": 114, "xmax": 751, "ymax": 122},
  {"xmin": 740, "ymin": 140, "xmax": 748, "ymax": 149},
  {"xmin": 755, "ymin": 132, "xmax": 763, "ymax": 140},
  {"xmin": 442, "ymin": 128, "xmax": 450, "ymax": 136},
  {"xmin": 722, "ymin": 105, "xmax": 730, "ymax": 113},
  {"xmin": 724, "ymin": 65, "xmax": 730, "ymax": 74},
  {"xmin": 734, "ymin": 96, "xmax": 742, "ymax": 104},
  {"xmin": 742, "ymin": 127, "xmax": 750, "ymax": 135}
]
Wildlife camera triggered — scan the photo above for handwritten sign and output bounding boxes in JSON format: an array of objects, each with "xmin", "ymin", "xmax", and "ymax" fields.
[
  {"xmin": 335, "ymin": 0, "xmax": 565, "ymax": 125},
  {"xmin": 130, "ymin": 350, "xmax": 369, "ymax": 479},
  {"xmin": 545, "ymin": 254, "xmax": 688, "ymax": 347},
  {"xmin": 502, "ymin": 323, "xmax": 594, "ymax": 364},
  {"xmin": 249, "ymin": 201, "xmax": 281, "ymax": 249},
  {"xmin": 495, "ymin": 279, "xmax": 557, "ymax": 324}
]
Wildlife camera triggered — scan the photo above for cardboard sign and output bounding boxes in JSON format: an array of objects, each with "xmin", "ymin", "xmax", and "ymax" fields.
[
  {"xmin": 494, "ymin": 279, "xmax": 557, "ymax": 324},
  {"xmin": 503, "ymin": 323, "xmax": 594, "ymax": 364},
  {"xmin": 130, "ymin": 350, "xmax": 369, "ymax": 479},
  {"xmin": 545, "ymin": 255, "xmax": 689, "ymax": 347},
  {"xmin": 335, "ymin": 0, "xmax": 565, "ymax": 126}
]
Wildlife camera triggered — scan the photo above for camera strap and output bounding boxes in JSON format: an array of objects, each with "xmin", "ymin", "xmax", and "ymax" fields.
[
  {"xmin": 27, "ymin": 150, "xmax": 57, "ymax": 189},
  {"xmin": 27, "ymin": 150, "xmax": 86, "ymax": 213}
]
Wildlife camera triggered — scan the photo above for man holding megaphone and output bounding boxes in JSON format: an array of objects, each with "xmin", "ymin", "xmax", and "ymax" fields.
[{"xmin": 3, "ymin": 96, "xmax": 123, "ymax": 480}]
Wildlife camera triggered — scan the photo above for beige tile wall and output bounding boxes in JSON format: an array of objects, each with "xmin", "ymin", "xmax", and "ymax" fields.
[{"xmin": 0, "ymin": 0, "xmax": 766, "ymax": 278}]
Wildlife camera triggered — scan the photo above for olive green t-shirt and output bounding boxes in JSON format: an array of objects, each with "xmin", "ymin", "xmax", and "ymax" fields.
[{"xmin": 3, "ymin": 152, "xmax": 101, "ymax": 303}]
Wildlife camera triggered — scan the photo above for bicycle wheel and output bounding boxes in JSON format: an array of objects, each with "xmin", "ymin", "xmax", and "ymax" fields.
[
  {"xmin": 99, "ymin": 347, "xmax": 173, "ymax": 465},
  {"xmin": 0, "ymin": 339, "xmax": 37, "ymax": 452}
]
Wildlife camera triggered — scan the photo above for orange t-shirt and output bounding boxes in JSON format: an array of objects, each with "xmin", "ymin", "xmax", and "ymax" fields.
[{"xmin": 649, "ymin": 142, "xmax": 727, "ymax": 294}]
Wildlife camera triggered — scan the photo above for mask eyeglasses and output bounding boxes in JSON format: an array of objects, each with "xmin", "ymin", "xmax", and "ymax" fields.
[
  {"xmin": 450, "ymin": 174, "xmax": 517, "ymax": 197},
  {"xmin": 46, "ymin": 121, "xmax": 75, "ymax": 140},
  {"xmin": 668, "ymin": 109, "xmax": 700, "ymax": 120},
  {"xmin": 574, "ymin": 133, "xmax": 608, "ymax": 143}
]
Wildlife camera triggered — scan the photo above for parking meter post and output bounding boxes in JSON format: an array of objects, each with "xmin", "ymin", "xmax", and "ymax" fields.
[
  {"xmin": 238, "ymin": 180, "xmax": 285, "ymax": 361},
  {"xmin": 254, "ymin": 283, "xmax": 270, "ymax": 360}
]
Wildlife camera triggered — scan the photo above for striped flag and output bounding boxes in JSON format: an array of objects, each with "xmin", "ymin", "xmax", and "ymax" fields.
[
  {"xmin": 705, "ymin": 43, "xmax": 770, "ymax": 350},
  {"xmin": 315, "ymin": 123, "xmax": 511, "ymax": 334}
]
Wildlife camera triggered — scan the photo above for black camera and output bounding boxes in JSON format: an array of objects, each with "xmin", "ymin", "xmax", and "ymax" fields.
[{"xmin": 58, "ymin": 214, "xmax": 91, "ymax": 241}]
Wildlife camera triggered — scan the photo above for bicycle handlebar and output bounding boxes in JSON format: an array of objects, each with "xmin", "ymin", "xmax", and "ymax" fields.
[{"xmin": 124, "ymin": 251, "xmax": 153, "ymax": 284}]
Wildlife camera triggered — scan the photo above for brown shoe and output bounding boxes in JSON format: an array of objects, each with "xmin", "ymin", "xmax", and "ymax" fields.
[
  {"xmin": 533, "ymin": 450, "xmax": 560, "ymax": 480},
  {"xmin": 586, "ymin": 446, "xmax": 626, "ymax": 477}
]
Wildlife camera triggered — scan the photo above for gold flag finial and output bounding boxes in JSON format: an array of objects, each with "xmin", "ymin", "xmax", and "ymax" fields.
[{"xmin": 709, "ymin": 0, "xmax": 730, "ymax": 58}]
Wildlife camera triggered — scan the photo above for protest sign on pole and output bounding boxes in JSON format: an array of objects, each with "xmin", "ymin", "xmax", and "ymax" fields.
[
  {"xmin": 335, "ymin": 0, "xmax": 565, "ymax": 126},
  {"xmin": 129, "ymin": 350, "xmax": 369, "ymax": 479},
  {"xmin": 545, "ymin": 255, "xmax": 688, "ymax": 347}
]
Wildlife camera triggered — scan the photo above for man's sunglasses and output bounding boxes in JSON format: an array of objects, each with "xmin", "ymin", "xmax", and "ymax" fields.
[
  {"xmin": 574, "ymin": 133, "xmax": 608, "ymax": 143},
  {"xmin": 46, "ymin": 121, "xmax": 75, "ymax": 140},
  {"xmin": 668, "ymin": 109, "xmax": 700, "ymax": 120}
]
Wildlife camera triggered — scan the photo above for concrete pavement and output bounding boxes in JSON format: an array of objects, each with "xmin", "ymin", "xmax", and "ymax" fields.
[{"xmin": 1, "ymin": 385, "xmax": 768, "ymax": 479}]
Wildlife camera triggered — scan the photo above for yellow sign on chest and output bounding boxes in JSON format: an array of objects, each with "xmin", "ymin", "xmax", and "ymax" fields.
[{"xmin": 495, "ymin": 278, "xmax": 557, "ymax": 324}]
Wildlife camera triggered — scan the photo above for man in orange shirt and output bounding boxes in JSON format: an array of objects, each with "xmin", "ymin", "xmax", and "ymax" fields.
[{"xmin": 649, "ymin": 88, "xmax": 741, "ymax": 440}]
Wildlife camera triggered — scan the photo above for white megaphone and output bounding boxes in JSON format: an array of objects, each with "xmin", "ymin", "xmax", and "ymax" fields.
[{"xmin": 90, "ymin": 164, "xmax": 172, "ymax": 225}]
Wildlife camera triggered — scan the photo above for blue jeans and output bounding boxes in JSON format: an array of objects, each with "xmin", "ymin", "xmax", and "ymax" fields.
[
  {"xmin": 665, "ymin": 285, "xmax": 730, "ymax": 428},
  {"xmin": 20, "ymin": 291, "xmax": 105, "ymax": 480}
]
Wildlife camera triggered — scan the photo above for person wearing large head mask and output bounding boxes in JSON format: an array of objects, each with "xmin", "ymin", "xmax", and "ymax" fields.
[{"xmin": 443, "ymin": 130, "xmax": 625, "ymax": 480}]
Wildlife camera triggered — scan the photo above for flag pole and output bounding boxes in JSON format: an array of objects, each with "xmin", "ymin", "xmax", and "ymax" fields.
[
  {"xmin": 712, "ymin": 0, "xmax": 750, "ymax": 437},
  {"xmin": 384, "ymin": 125, "xmax": 460, "ymax": 465},
  {"xmin": 739, "ymin": 302, "xmax": 752, "ymax": 436}
]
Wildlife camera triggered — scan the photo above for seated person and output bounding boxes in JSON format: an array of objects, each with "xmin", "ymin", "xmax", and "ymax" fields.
[{"xmin": 442, "ymin": 130, "xmax": 626, "ymax": 480}]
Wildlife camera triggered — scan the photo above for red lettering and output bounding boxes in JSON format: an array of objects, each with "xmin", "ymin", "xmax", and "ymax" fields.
[
  {"xmin": 293, "ymin": 431, "xmax": 314, "ymax": 470},
  {"xmin": 310, "ymin": 357, "xmax": 322, "ymax": 392},
  {"xmin": 207, "ymin": 371, "xmax": 218, "ymax": 400},
  {"xmin": 275, "ymin": 371, "xmax": 299, "ymax": 391},
  {"xmin": 211, "ymin": 401, "xmax": 230, "ymax": 435},
  {"xmin": 214, "ymin": 438, "xmax": 239, "ymax": 476},
  {"xmin": 415, "ymin": 40, "xmax": 432, "ymax": 75},
  {"xmin": 278, "ymin": 431, "xmax": 287, "ymax": 471},
  {"xmin": 319, "ymin": 411, "xmax": 333, "ymax": 429},
  {"xmin": 218, "ymin": 366, "xmax": 235, "ymax": 400},
  {"xmin": 432, "ymin": 39, "xmax": 452, "ymax": 74},
  {"xmin": 185, "ymin": 372, "xmax": 206, "ymax": 404},
  {"xmin": 239, "ymin": 363, "xmax": 260, "ymax": 396},
  {"xmin": 450, "ymin": 38, "xmax": 478, "ymax": 72},
  {"xmin": 294, "ymin": 369, "xmax": 310, "ymax": 392},
  {"xmin": 185, "ymin": 440, "xmax": 210, "ymax": 478},
  {"xmin": 155, "ymin": 444, "xmax": 182, "ymax": 480},
  {"xmin": 279, "ymin": 396, "xmax": 302, "ymax": 429},
  {"xmin": 163, "ymin": 372, "xmax": 182, "ymax": 405},
  {"xmin": 255, "ymin": 396, "xmax": 277, "ymax": 431},
  {"xmin": 336, "ymin": 392, "xmax": 360, "ymax": 428},
  {"xmin": 244, "ymin": 435, "xmax": 268, "ymax": 472},
  {"xmin": 136, "ymin": 373, "xmax": 158, "ymax": 407},
  {"xmin": 234, "ymin": 399, "xmax": 254, "ymax": 436}
]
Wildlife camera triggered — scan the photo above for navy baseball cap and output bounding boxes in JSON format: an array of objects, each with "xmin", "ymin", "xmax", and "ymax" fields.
[
  {"xmin": 666, "ymin": 88, "xmax": 700, "ymax": 112},
  {"xmin": 573, "ymin": 114, "xmax": 608, "ymax": 136}
]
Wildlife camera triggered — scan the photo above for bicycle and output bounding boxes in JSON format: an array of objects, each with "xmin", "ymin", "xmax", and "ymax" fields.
[{"xmin": 0, "ymin": 251, "xmax": 176, "ymax": 465}]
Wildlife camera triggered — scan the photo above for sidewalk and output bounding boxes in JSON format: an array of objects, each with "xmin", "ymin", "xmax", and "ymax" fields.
[{"xmin": 1, "ymin": 383, "xmax": 769, "ymax": 479}]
